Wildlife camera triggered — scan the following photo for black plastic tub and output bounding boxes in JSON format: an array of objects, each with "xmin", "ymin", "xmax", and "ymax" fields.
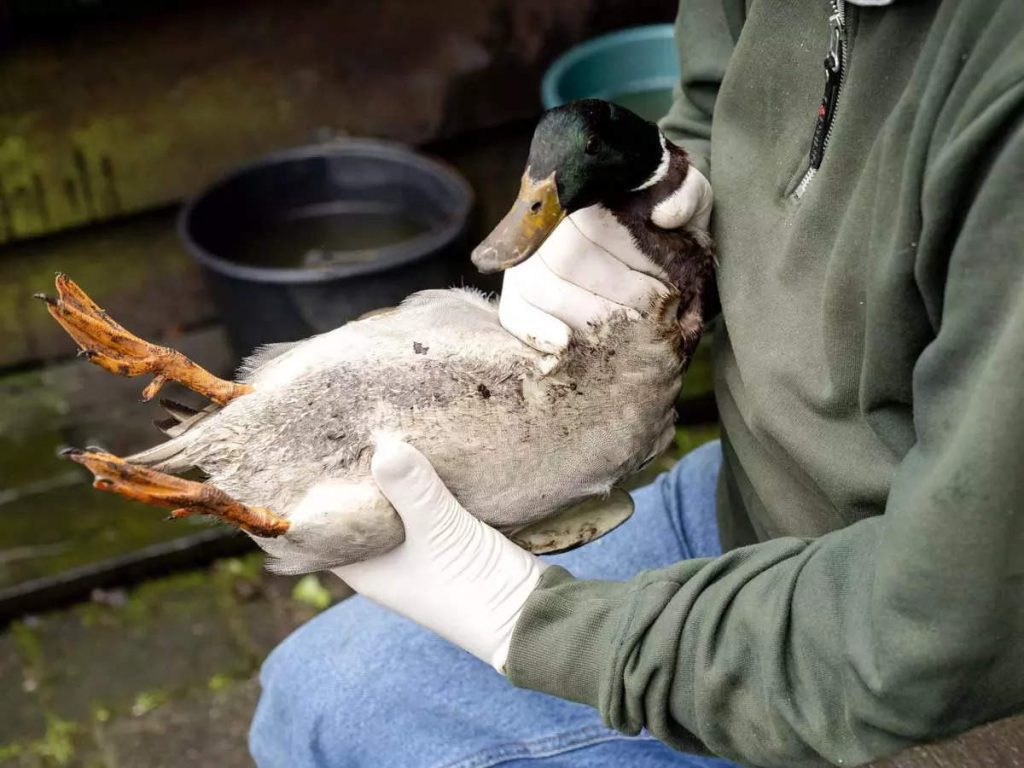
[{"xmin": 180, "ymin": 140, "xmax": 474, "ymax": 356}]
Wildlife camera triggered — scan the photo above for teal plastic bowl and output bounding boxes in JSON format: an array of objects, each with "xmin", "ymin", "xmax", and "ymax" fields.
[{"xmin": 541, "ymin": 24, "xmax": 678, "ymax": 122}]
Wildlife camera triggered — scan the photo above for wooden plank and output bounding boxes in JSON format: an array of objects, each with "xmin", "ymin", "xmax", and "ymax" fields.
[
  {"xmin": 0, "ymin": 326, "xmax": 236, "ymax": 490},
  {"xmin": 0, "ymin": 325, "xmax": 239, "ymax": 591},
  {"xmin": 0, "ymin": 0, "xmax": 676, "ymax": 242},
  {"xmin": 0, "ymin": 207, "xmax": 214, "ymax": 368}
]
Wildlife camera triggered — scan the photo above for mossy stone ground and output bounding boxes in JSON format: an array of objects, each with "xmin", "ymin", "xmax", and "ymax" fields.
[{"xmin": 0, "ymin": 554, "xmax": 352, "ymax": 767}]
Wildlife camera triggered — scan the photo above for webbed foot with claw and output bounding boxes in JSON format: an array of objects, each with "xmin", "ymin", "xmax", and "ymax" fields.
[
  {"xmin": 62, "ymin": 447, "xmax": 289, "ymax": 538},
  {"xmin": 36, "ymin": 274, "xmax": 252, "ymax": 405}
]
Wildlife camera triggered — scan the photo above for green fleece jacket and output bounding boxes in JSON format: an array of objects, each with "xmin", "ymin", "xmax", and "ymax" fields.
[{"xmin": 506, "ymin": 1, "xmax": 1024, "ymax": 766}]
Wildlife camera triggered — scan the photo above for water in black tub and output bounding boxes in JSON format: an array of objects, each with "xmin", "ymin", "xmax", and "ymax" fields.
[{"xmin": 226, "ymin": 201, "xmax": 433, "ymax": 269}]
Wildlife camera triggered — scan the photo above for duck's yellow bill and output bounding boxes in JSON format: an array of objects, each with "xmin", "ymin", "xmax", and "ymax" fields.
[{"xmin": 471, "ymin": 172, "xmax": 566, "ymax": 274}]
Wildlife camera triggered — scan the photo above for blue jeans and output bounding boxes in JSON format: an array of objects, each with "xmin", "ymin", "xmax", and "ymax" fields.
[{"xmin": 251, "ymin": 441, "xmax": 738, "ymax": 768}]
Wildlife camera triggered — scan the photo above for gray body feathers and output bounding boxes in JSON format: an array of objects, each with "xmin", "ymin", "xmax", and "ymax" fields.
[{"xmin": 130, "ymin": 288, "xmax": 685, "ymax": 574}]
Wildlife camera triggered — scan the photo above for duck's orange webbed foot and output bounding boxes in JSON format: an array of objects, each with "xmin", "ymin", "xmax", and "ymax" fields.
[
  {"xmin": 35, "ymin": 274, "xmax": 252, "ymax": 406},
  {"xmin": 62, "ymin": 447, "xmax": 290, "ymax": 538}
]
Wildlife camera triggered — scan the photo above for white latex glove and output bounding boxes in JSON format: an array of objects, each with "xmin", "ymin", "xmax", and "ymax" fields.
[
  {"xmin": 500, "ymin": 166, "xmax": 712, "ymax": 355},
  {"xmin": 332, "ymin": 438, "xmax": 548, "ymax": 673}
]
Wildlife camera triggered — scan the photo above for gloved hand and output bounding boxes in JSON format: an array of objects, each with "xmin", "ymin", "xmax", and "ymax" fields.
[
  {"xmin": 499, "ymin": 166, "xmax": 712, "ymax": 354},
  {"xmin": 332, "ymin": 437, "xmax": 548, "ymax": 673}
]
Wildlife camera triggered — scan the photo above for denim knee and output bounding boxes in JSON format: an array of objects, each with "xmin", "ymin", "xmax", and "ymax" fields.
[{"xmin": 250, "ymin": 612, "xmax": 334, "ymax": 767}]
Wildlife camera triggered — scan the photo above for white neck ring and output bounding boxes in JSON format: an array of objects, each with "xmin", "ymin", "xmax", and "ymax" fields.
[{"xmin": 630, "ymin": 133, "xmax": 670, "ymax": 192}]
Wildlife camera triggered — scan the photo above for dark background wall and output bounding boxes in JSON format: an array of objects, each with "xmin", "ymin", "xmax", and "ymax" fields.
[{"xmin": 0, "ymin": 0, "xmax": 677, "ymax": 369}]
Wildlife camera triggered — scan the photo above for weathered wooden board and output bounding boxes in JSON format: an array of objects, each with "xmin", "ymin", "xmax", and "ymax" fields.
[
  {"xmin": 0, "ymin": 326, "xmax": 238, "ymax": 590},
  {"xmin": 0, "ymin": 0, "xmax": 675, "ymax": 242},
  {"xmin": 0, "ymin": 207, "xmax": 213, "ymax": 367}
]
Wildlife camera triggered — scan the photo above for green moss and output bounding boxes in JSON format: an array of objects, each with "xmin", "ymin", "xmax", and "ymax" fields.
[
  {"xmin": 34, "ymin": 717, "xmax": 77, "ymax": 765},
  {"xmin": 0, "ymin": 718, "xmax": 83, "ymax": 766},
  {"xmin": 210, "ymin": 558, "xmax": 263, "ymax": 668},
  {"xmin": 0, "ymin": 46, "xmax": 300, "ymax": 241},
  {"xmin": 118, "ymin": 570, "xmax": 209, "ymax": 627},
  {"xmin": 130, "ymin": 689, "xmax": 169, "ymax": 717},
  {"xmin": 291, "ymin": 575, "xmax": 331, "ymax": 611},
  {"xmin": 207, "ymin": 673, "xmax": 233, "ymax": 692},
  {"xmin": 218, "ymin": 553, "xmax": 264, "ymax": 584},
  {"xmin": 74, "ymin": 602, "xmax": 116, "ymax": 630},
  {"xmin": 0, "ymin": 742, "xmax": 25, "ymax": 761},
  {"xmin": 11, "ymin": 621, "xmax": 43, "ymax": 680}
]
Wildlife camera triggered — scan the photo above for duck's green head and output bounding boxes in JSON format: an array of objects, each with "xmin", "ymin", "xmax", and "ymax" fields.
[{"xmin": 472, "ymin": 99, "xmax": 664, "ymax": 274}]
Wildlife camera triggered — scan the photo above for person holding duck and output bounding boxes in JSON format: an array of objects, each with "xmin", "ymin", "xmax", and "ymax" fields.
[{"xmin": 251, "ymin": 0, "xmax": 1024, "ymax": 766}]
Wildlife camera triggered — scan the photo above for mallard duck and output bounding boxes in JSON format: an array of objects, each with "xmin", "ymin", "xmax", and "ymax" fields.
[{"xmin": 37, "ymin": 99, "xmax": 715, "ymax": 574}]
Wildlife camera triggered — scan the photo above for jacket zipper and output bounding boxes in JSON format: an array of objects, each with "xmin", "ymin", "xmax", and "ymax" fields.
[{"xmin": 792, "ymin": 0, "xmax": 846, "ymax": 200}]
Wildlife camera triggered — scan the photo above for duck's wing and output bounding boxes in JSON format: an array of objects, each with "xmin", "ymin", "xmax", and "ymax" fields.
[{"xmin": 508, "ymin": 488, "xmax": 634, "ymax": 554}]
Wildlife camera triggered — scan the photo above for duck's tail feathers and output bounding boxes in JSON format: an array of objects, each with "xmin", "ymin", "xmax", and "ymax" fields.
[
  {"xmin": 152, "ymin": 398, "xmax": 219, "ymax": 438},
  {"xmin": 126, "ymin": 398, "xmax": 218, "ymax": 472},
  {"xmin": 126, "ymin": 433, "xmax": 196, "ymax": 473},
  {"xmin": 124, "ymin": 436, "xmax": 191, "ymax": 473}
]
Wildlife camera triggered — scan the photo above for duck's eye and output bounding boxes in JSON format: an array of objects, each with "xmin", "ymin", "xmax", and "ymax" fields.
[
  {"xmin": 530, "ymin": 201, "xmax": 543, "ymax": 213},
  {"xmin": 585, "ymin": 136, "xmax": 599, "ymax": 155}
]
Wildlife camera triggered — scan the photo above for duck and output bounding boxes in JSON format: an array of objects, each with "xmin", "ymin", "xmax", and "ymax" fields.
[{"xmin": 37, "ymin": 99, "xmax": 716, "ymax": 575}]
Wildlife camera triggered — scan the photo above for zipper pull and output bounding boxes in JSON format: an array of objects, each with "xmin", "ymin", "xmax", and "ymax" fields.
[{"xmin": 808, "ymin": 13, "xmax": 843, "ymax": 170}]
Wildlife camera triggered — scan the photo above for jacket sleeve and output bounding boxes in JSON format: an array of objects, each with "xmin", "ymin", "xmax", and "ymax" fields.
[
  {"xmin": 658, "ymin": 0, "xmax": 746, "ymax": 176},
  {"xmin": 506, "ymin": 121, "xmax": 1024, "ymax": 767}
]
